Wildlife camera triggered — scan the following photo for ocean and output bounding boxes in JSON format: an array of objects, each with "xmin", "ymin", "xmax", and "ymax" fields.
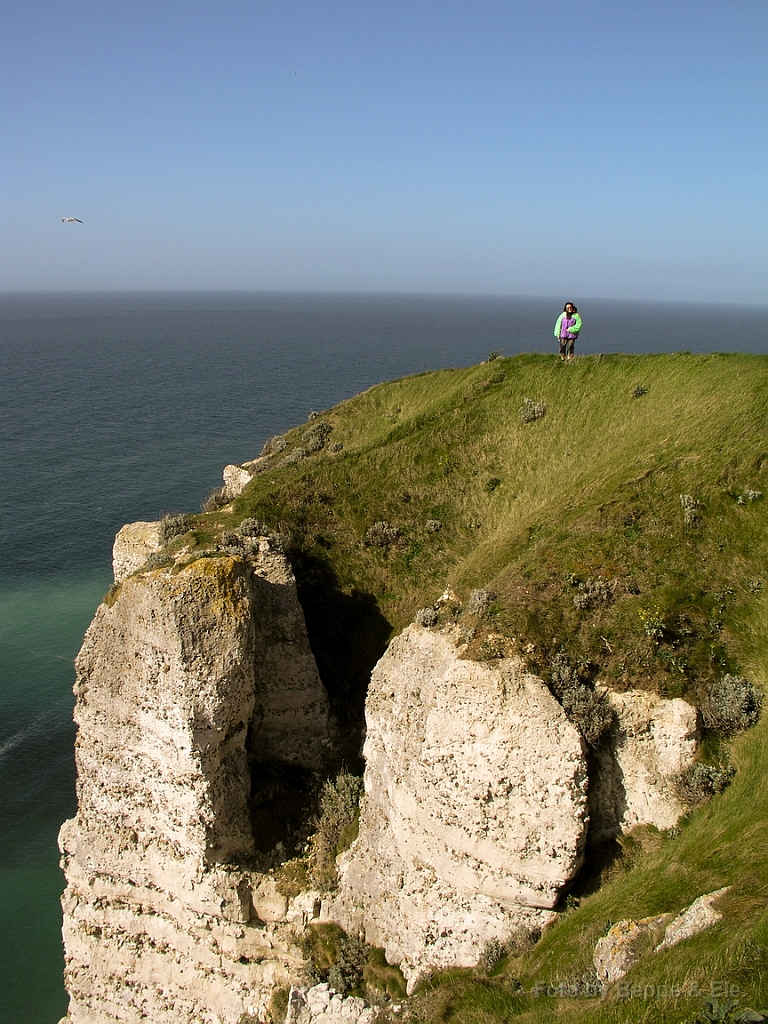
[{"xmin": 1, "ymin": 291, "xmax": 766, "ymax": 1024}]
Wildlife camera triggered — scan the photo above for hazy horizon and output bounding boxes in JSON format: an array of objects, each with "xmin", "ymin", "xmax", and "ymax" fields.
[{"xmin": 3, "ymin": 1, "xmax": 766, "ymax": 302}]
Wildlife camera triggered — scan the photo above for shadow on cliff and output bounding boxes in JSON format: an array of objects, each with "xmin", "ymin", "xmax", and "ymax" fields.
[{"xmin": 288, "ymin": 548, "xmax": 393, "ymax": 772}]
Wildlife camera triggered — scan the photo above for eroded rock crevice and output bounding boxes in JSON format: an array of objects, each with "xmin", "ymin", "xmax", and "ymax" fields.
[
  {"xmin": 61, "ymin": 525, "xmax": 702, "ymax": 1021},
  {"xmin": 60, "ymin": 537, "xmax": 333, "ymax": 1023}
]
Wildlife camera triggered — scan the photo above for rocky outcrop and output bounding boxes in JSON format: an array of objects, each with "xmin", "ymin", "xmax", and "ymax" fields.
[
  {"xmin": 223, "ymin": 459, "xmax": 264, "ymax": 499},
  {"xmin": 594, "ymin": 914, "xmax": 673, "ymax": 983},
  {"xmin": 594, "ymin": 888, "xmax": 730, "ymax": 983},
  {"xmin": 326, "ymin": 625, "xmax": 589, "ymax": 988},
  {"xmin": 588, "ymin": 690, "xmax": 700, "ymax": 841},
  {"xmin": 655, "ymin": 887, "xmax": 730, "ymax": 952},
  {"xmin": 112, "ymin": 520, "xmax": 163, "ymax": 582},
  {"xmin": 59, "ymin": 537, "xmax": 332, "ymax": 1024},
  {"xmin": 285, "ymin": 984, "xmax": 376, "ymax": 1024}
]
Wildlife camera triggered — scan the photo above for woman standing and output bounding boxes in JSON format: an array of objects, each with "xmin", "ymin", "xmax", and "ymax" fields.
[{"xmin": 554, "ymin": 302, "xmax": 582, "ymax": 361}]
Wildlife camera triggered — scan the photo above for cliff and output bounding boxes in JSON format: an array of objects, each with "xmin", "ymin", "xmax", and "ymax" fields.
[
  {"xmin": 59, "ymin": 354, "xmax": 768, "ymax": 1022},
  {"xmin": 59, "ymin": 540, "xmax": 332, "ymax": 1023}
]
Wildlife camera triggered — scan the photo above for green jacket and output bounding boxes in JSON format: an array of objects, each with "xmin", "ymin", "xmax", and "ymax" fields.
[{"xmin": 554, "ymin": 312, "xmax": 582, "ymax": 338}]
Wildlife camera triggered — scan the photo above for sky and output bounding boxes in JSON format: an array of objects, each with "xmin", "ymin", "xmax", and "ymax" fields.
[{"xmin": 2, "ymin": 0, "xmax": 766, "ymax": 301}]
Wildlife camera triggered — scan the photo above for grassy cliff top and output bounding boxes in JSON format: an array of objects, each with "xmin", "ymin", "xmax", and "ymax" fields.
[{"xmin": 197, "ymin": 352, "xmax": 768, "ymax": 1020}]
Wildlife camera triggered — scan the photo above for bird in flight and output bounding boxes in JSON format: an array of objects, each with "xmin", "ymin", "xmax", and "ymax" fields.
[{"xmin": 61, "ymin": 217, "xmax": 83, "ymax": 223}]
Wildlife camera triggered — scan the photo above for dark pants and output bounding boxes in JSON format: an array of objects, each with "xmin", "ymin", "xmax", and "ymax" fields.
[{"xmin": 559, "ymin": 337, "xmax": 575, "ymax": 358}]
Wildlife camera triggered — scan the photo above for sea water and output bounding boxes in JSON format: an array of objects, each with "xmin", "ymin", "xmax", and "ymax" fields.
[{"xmin": 1, "ymin": 291, "xmax": 766, "ymax": 1024}]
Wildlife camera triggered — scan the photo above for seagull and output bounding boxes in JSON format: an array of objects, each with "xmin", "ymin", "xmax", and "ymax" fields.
[{"xmin": 62, "ymin": 217, "xmax": 83, "ymax": 223}]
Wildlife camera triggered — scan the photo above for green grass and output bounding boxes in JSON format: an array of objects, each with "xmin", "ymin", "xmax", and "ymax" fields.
[{"xmin": 192, "ymin": 353, "xmax": 768, "ymax": 1019}]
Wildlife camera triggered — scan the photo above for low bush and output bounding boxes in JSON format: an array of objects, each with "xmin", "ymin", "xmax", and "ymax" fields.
[
  {"xmin": 477, "ymin": 937, "xmax": 507, "ymax": 974},
  {"xmin": 159, "ymin": 513, "xmax": 194, "ymax": 544},
  {"xmin": 571, "ymin": 576, "xmax": 618, "ymax": 611},
  {"xmin": 201, "ymin": 487, "xmax": 228, "ymax": 512},
  {"xmin": 310, "ymin": 773, "xmax": 363, "ymax": 890},
  {"xmin": 548, "ymin": 653, "xmax": 614, "ymax": 746},
  {"xmin": 700, "ymin": 674, "xmax": 763, "ymax": 734},
  {"xmin": 680, "ymin": 493, "xmax": 701, "ymax": 527},
  {"xmin": 425, "ymin": 519, "xmax": 442, "ymax": 532},
  {"xmin": 364, "ymin": 521, "xmax": 401, "ymax": 548},
  {"xmin": 519, "ymin": 398, "xmax": 547, "ymax": 423},
  {"xmin": 674, "ymin": 762, "xmax": 736, "ymax": 806},
  {"xmin": 303, "ymin": 421, "xmax": 333, "ymax": 452},
  {"xmin": 260, "ymin": 434, "xmax": 287, "ymax": 456},
  {"xmin": 237, "ymin": 517, "xmax": 270, "ymax": 537},
  {"xmin": 415, "ymin": 607, "xmax": 438, "ymax": 627},
  {"xmin": 284, "ymin": 447, "xmax": 308, "ymax": 465},
  {"xmin": 300, "ymin": 923, "xmax": 368, "ymax": 995},
  {"xmin": 467, "ymin": 589, "xmax": 493, "ymax": 617}
]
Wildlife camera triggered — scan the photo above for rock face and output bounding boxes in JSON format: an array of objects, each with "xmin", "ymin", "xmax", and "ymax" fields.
[
  {"xmin": 222, "ymin": 459, "xmax": 264, "ymax": 499},
  {"xmin": 112, "ymin": 520, "xmax": 163, "ymax": 582},
  {"xmin": 588, "ymin": 690, "xmax": 700, "ymax": 842},
  {"xmin": 327, "ymin": 625, "xmax": 589, "ymax": 987},
  {"xmin": 59, "ymin": 537, "xmax": 332, "ymax": 1024},
  {"xmin": 594, "ymin": 915, "xmax": 673, "ymax": 983},
  {"xmin": 285, "ymin": 984, "xmax": 375, "ymax": 1024}
]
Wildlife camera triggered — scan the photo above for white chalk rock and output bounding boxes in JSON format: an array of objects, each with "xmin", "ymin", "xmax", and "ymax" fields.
[
  {"xmin": 589, "ymin": 690, "xmax": 700, "ymax": 840},
  {"xmin": 327, "ymin": 625, "xmax": 589, "ymax": 987}
]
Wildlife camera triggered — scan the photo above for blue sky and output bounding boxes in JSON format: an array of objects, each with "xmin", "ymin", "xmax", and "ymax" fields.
[{"xmin": 2, "ymin": 0, "xmax": 766, "ymax": 301}]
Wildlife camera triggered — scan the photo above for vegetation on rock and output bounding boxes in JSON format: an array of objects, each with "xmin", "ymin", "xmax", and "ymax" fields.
[{"xmin": 183, "ymin": 353, "xmax": 768, "ymax": 1020}]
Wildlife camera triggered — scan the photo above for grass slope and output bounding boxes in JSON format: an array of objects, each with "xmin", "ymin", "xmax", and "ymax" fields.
[{"xmin": 194, "ymin": 353, "xmax": 768, "ymax": 1020}]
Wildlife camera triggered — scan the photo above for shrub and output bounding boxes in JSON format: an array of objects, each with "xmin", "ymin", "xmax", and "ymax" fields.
[
  {"xmin": 159, "ymin": 513, "xmax": 194, "ymax": 544},
  {"xmin": 284, "ymin": 447, "xmax": 308, "ymax": 465},
  {"xmin": 548, "ymin": 653, "xmax": 614, "ymax": 746},
  {"xmin": 415, "ymin": 607, "xmax": 439, "ymax": 627},
  {"xmin": 485, "ymin": 476, "xmax": 501, "ymax": 492},
  {"xmin": 201, "ymin": 487, "xmax": 229, "ymax": 512},
  {"xmin": 300, "ymin": 923, "xmax": 368, "ymax": 994},
  {"xmin": 303, "ymin": 421, "xmax": 333, "ymax": 452},
  {"xmin": 700, "ymin": 674, "xmax": 763, "ymax": 734},
  {"xmin": 477, "ymin": 937, "xmax": 507, "ymax": 974},
  {"xmin": 674, "ymin": 763, "xmax": 736, "ymax": 806},
  {"xmin": 689, "ymin": 996, "xmax": 767, "ymax": 1023},
  {"xmin": 519, "ymin": 398, "xmax": 547, "ymax": 423},
  {"xmin": 310, "ymin": 773, "xmax": 363, "ymax": 890},
  {"xmin": 328, "ymin": 442, "xmax": 344, "ymax": 452},
  {"xmin": 260, "ymin": 434, "xmax": 287, "ymax": 457},
  {"xmin": 364, "ymin": 521, "xmax": 401, "ymax": 548},
  {"xmin": 219, "ymin": 531, "xmax": 244, "ymax": 550},
  {"xmin": 680, "ymin": 493, "xmax": 701, "ymax": 527},
  {"xmin": 467, "ymin": 589, "xmax": 493, "ymax": 617},
  {"xmin": 425, "ymin": 519, "xmax": 442, "ymax": 532},
  {"xmin": 487, "ymin": 350, "xmax": 503, "ymax": 362},
  {"xmin": 738, "ymin": 489, "xmax": 764, "ymax": 504},
  {"xmin": 237, "ymin": 517, "xmax": 271, "ymax": 537},
  {"xmin": 572, "ymin": 576, "xmax": 618, "ymax": 610}
]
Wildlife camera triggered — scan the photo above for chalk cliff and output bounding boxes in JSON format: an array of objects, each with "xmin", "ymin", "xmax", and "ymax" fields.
[
  {"xmin": 60, "ymin": 526, "xmax": 701, "ymax": 1020},
  {"xmin": 59, "ymin": 538, "xmax": 332, "ymax": 1024},
  {"xmin": 326, "ymin": 625, "xmax": 589, "ymax": 987}
]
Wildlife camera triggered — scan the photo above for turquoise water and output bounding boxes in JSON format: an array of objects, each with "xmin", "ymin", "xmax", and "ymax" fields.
[{"xmin": 0, "ymin": 292, "xmax": 765, "ymax": 1024}]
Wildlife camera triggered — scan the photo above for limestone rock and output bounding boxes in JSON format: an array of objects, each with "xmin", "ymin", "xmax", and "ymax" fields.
[
  {"xmin": 588, "ymin": 690, "xmax": 700, "ymax": 841},
  {"xmin": 59, "ymin": 542, "xmax": 332, "ymax": 1023},
  {"xmin": 223, "ymin": 459, "xmax": 264, "ymax": 499},
  {"xmin": 594, "ymin": 914, "xmax": 673, "ymax": 983},
  {"xmin": 286, "ymin": 985, "xmax": 375, "ymax": 1024},
  {"xmin": 327, "ymin": 625, "xmax": 589, "ymax": 987},
  {"xmin": 112, "ymin": 520, "xmax": 163, "ymax": 582},
  {"xmin": 655, "ymin": 888, "xmax": 730, "ymax": 952}
]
